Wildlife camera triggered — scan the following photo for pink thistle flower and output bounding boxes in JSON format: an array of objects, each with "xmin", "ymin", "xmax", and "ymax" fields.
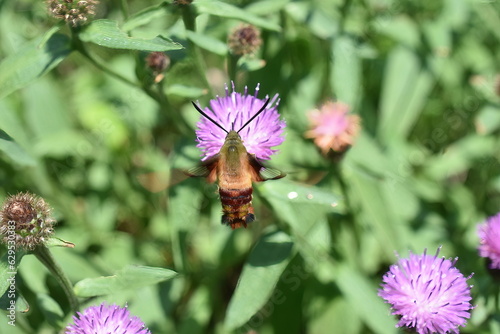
[
  {"xmin": 478, "ymin": 212, "xmax": 500, "ymax": 269},
  {"xmin": 195, "ymin": 83, "xmax": 285, "ymax": 160},
  {"xmin": 65, "ymin": 303, "xmax": 150, "ymax": 334},
  {"xmin": 378, "ymin": 248, "xmax": 473, "ymax": 334},
  {"xmin": 305, "ymin": 102, "xmax": 360, "ymax": 154}
]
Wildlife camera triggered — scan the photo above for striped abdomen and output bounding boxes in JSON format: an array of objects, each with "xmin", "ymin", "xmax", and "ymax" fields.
[{"xmin": 219, "ymin": 187, "xmax": 255, "ymax": 229}]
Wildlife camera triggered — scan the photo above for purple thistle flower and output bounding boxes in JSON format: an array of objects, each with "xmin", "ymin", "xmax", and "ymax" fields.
[
  {"xmin": 378, "ymin": 248, "xmax": 473, "ymax": 334},
  {"xmin": 195, "ymin": 83, "xmax": 285, "ymax": 160},
  {"xmin": 478, "ymin": 212, "xmax": 500, "ymax": 269},
  {"xmin": 65, "ymin": 303, "xmax": 151, "ymax": 334}
]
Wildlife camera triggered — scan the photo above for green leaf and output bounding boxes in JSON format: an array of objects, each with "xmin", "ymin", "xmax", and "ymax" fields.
[
  {"xmin": 123, "ymin": 1, "xmax": 171, "ymax": 31},
  {"xmin": 309, "ymin": 297, "xmax": 362, "ymax": 334},
  {"xmin": 285, "ymin": 2, "xmax": 339, "ymax": 38},
  {"xmin": 474, "ymin": 2, "xmax": 500, "ymax": 43},
  {"xmin": 424, "ymin": 135, "xmax": 497, "ymax": 180},
  {"xmin": 165, "ymin": 84, "xmax": 208, "ymax": 98},
  {"xmin": 0, "ymin": 250, "xmax": 26, "ymax": 299},
  {"xmin": 77, "ymin": 101, "xmax": 129, "ymax": 150},
  {"xmin": 245, "ymin": 0, "xmax": 291, "ymax": 15},
  {"xmin": 178, "ymin": 286, "xmax": 211, "ymax": 334},
  {"xmin": 345, "ymin": 164, "xmax": 404, "ymax": 258},
  {"xmin": 18, "ymin": 255, "xmax": 49, "ymax": 294},
  {"xmin": 36, "ymin": 293, "xmax": 64, "ymax": 328},
  {"xmin": 23, "ymin": 78, "xmax": 72, "ymax": 139},
  {"xmin": 194, "ymin": 0, "xmax": 281, "ymax": 31},
  {"xmin": 238, "ymin": 57, "xmax": 266, "ymax": 72},
  {"xmin": 346, "ymin": 132, "xmax": 392, "ymax": 176},
  {"xmin": 0, "ymin": 307, "xmax": 26, "ymax": 333},
  {"xmin": 331, "ymin": 35, "xmax": 362, "ymax": 108},
  {"xmin": 376, "ymin": 16, "xmax": 420, "ymax": 48},
  {"xmin": 0, "ymin": 100, "xmax": 33, "ymax": 152},
  {"xmin": 476, "ymin": 104, "xmax": 500, "ymax": 135},
  {"xmin": 224, "ymin": 230, "xmax": 294, "ymax": 330},
  {"xmin": 258, "ymin": 179, "xmax": 338, "ymax": 247},
  {"xmin": 259, "ymin": 180, "xmax": 340, "ymax": 207},
  {"xmin": 45, "ymin": 237, "xmax": 75, "ymax": 248},
  {"xmin": 0, "ymin": 290, "xmax": 29, "ymax": 312},
  {"xmin": 258, "ymin": 180, "xmax": 337, "ymax": 281},
  {"xmin": 378, "ymin": 46, "xmax": 434, "ymax": 141},
  {"xmin": 335, "ymin": 264, "xmax": 398, "ymax": 334},
  {"xmin": 74, "ymin": 265, "xmax": 177, "ymax": 297},
  {"xmin": 33, "ymin": 130, "xmax": 90, "ymax": 158},
  {"xmin": 0, "ymin": 28, "xmax": 71, "ymax": 99},
  {"xmin": 186, "ymin": 31, "xmax": 228, "ymax": 55},
  {"xmin": 50, "ymin": 246, "xmax": 105, "ymax": 283},
  {"xmin": 0, "ymin": 130, "xmax": 37, "ymax": 167},
  {"xmin": 79, "ymin": 20, "xmax": 184, "ymax": 51}
]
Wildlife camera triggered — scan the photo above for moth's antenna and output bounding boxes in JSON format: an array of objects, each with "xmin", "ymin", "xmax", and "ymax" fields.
[
  {"xmin": 237, "ymin": 98, "xmax": 270, "ymax": 133},
  {"xmin": 191, "ymin": 102, "xmax": 228, "ymax": 134}
]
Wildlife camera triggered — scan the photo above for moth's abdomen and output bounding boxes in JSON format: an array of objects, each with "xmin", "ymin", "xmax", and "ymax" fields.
[{"xmin": 219, "ymin": 188, "xmax": 255, "ymax": 229}]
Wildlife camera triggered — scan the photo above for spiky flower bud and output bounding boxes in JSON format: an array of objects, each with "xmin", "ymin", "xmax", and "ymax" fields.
[
  {"xmin": 228, "ymin": 24, "xmax": 262, "ymax": 56},
  {"xmin": 145, "ymin": 52, "xmax": 170, "ymax": 83},
  {"xmin": 46, "ymin": 0, "xmax": 98, "ymax": 27},
  {"xmin": 0, "ymin": 192, "xmax": 56, "ymax": 251}
]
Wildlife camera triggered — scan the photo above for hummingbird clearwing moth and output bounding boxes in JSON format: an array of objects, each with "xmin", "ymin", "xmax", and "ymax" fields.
[{"xmin": 186, "ymin": 99, "xmax": 285, "ymax": 229}]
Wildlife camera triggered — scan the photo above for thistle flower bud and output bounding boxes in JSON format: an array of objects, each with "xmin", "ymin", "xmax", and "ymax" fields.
[
  {"xmin": 0, "ymin": 192, "xmax": 56, "ymax": 251},
  {"xmin": 145, "ymin": 52, "xmax": 170, "ymax": 83},
  {"xmin": 46, "ymin": 0, "xmax": 98, "ymax": 27},
  {"xmin": 228, "ymin": 24, "xmax": 262, "ymax": 56}
]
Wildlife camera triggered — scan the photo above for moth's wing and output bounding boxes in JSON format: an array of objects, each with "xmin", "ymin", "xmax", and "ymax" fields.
[
  {"xmin": 258, "ymin": 166, "xmax": 287, "ymax": 180},
  {"xmin": 248, "ymin": 154, "xmax": 286, "ymax": 182},
  {"xmin": 184, "ymin": 154, "xmax": 220, "ymax": 183}
]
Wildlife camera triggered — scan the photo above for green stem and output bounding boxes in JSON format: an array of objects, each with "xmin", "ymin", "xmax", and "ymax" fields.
[
  {"xmin": 33, "ymin": 245, "xmax": 79, "ymax": 313},
  {"xmin": 180, "ymin": 4, "xmax": 196, "ymax": 31},
  {"xmin": 227, "ymin": 53, "xmax": 240, "ymax": 83},
  {"xmin": 70, "ymin": 29, "xmax": 140, "ymax": 89},
  {"xmin": 331, "ymin": 161, "xmax": 360, "ymax": 248},
  {"xmin": 333, "ymin": 163, "xmax": 353, "ymax": 213},
  {"xmin": 180, "ymin": 5, "xmax": 212, "ymax": 94},
  {"xmin": 81, "ymin": 49, "xmax": 139, "ymax": 88},
  {"xmin": 119, "ymin": 0, "xmax": 130, "ymax": 20},
  {"xmin": 145, "ymin": 80, "xmax": 191, "ymax": 138}
]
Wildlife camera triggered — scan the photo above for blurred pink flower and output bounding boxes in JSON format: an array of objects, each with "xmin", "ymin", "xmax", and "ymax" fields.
[
  {"xmin": 305, "ymin": 102, "xmax": 360, "ymax": 154},
  {"xmin": 478, "ymin": 212, "xmax": 500, "ymax": 269}
]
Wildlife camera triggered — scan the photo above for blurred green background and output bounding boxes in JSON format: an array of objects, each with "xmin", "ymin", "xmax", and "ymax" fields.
[{"xmin": 1, "ymin": 0, "xmax": 500, "ymax": 333}]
